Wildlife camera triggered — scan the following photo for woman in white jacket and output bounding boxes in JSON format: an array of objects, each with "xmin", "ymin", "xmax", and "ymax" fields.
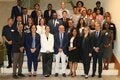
[{"xmin": 40, "ymin": 26, "xmax": 54, "ymax": 77}]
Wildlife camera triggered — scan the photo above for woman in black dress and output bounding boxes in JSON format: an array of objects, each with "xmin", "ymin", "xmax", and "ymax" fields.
[
  {"xmin": 81, "ymin": 26, "xmax": 92, "ymax": 79},
  {"xmin": 68, "ymin": 28, "xmax": 81, "ymax": 77}
]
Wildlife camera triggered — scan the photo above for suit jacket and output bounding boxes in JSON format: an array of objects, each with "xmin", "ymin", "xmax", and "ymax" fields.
[
  {"xmin": 81, "ymin": 34, "xmax": 92, "ymax": 55},
  {"xmin": 91, "ymin": 30, "xmax": 105, "ymax": 52},
  {"xmin": 12, "ymin": 30, "xmax": 25, "ymax": 53},
  {"xmin": 94, "ymin": 7, "xmax": 103, "ymax": 15},
  {"xmin": 68, "ymin": 36, "xmax": 81, "ymax": 54},
  {"xmin": 54, "ymin": 32, "xmax": 68, "ymax": 54},
  {"xmin": 25, "ymin": 33, "xmax": 41, "ymax": 54},
  {"xmin": 11, "ymin": 6, "xmax": 23, "ymax": 20},
  {"xmin": 47, "ymin": 19, "xmax": 63, "ymax": 34},
  {"xmin": 44, "ymin": 10, "xmax": 56, "ymax": 24},
  {"xmin": 22, "ymin": 15, "xmax": 30, "ymax": 25},
  {"xmin": 31, "ymin": 10, "xmax": 37, "ymax": 24},
  {"xmin": 59, "ymin": 18, "xmax": 69, "ymax": 30},
  {"xmin": 109, "ymin": 23, "xmax": 116, "ymax": 40}
]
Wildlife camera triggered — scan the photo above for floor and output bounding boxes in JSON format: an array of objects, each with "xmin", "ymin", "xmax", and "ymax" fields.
[{"xmin": 0, "ymin": 74, "xmax": 120, "ymax": 80}]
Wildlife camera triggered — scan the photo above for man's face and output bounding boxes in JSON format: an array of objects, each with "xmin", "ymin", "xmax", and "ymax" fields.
[
  {"xmin": 52, "ymin": 13, "xmax": 57, "ymax": 19},
  {"xmin": 48, "ymin": 5, "xmax": 52, "ymax": 10},
  {"xmin": 17, "ymin": 0, "xmax": 22, "ymax": 6}
]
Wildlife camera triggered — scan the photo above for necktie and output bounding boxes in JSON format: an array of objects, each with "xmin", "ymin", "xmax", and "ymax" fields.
[{"xmin": 96, "ymin": 32, "xmax": 99, "ymax": 38}]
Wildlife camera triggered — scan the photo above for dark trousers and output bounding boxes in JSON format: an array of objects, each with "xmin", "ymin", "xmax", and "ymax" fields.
[
  {"xmin": 83, "ymin": 55, "xmax": 91, "ymax": 75},
  {"xmin": 92, "ymin": 52, "xmax": 103, "ymax": 75},
  {"xmin": 42, "ymin": 53, "xmax": 53, "ymax": 75},
  {"xmin": 13, "ymin": 53, "xmax": 24, "ymax": 75},
  {"xmin": 6, "ymin": 44, "xmax": 12, "ymax": 66},
  {"xmin": 26, "ymin": 52, "xmax": 39, "ymax": 72}
]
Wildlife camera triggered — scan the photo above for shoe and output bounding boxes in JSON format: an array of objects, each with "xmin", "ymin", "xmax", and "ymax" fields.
[
  {"xmin": 18, "ymin": 74, "xmax": 25, "ymax": 77},
  {"xmin": 6, "ymin": 65, "xmax": 12, "ymax": 68},
  {"xmin": 13, "ymin": 75, "xmax": 19, "ymax": 79},
  {"xmin": 62, "ymin": 73, "xmax": 66, "ymax": 77},
  {"xmin": 85, "ymin": 75, "xmax": 88, "ymax": 79},
  {"xmin": 91, "ymin": 74, "xmax": 95, "ymax": 77},
  {"xmin": 98, "ymin": 74, "xmax": 102, "ymax": 78},
  {"xmin": 54, "ymin": 73, "xmax": 58, "ymax": 77},
  {"xmin": 28, "ymin": 72, "xmax": 32, "ymax": 77},
  {"xmin": 33, "ymin": 72, "xmax": 37, "ymax": 77},
  {"xmin": 44, "ymin": 74, "xmax": 50, "ymax": 77}
]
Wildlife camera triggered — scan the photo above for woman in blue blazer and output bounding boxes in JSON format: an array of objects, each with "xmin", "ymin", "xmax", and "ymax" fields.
[{"xmin": 25, "ymin": 25, "xmax": 41, "ymax": 77}]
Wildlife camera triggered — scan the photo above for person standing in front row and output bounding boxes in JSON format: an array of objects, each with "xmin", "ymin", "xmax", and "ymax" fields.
[
  {"xmin": 81, "ymin": 27, "xmax": 92, "ymax": 79},
  {"xmin": 2, "ymin": 18, "xmax": 14, "ymax": 68},
  {"xmin": 91, "ymin": 20, "xmax": 105, "ymax": 78},
  {"xmin": 12, "ymin": 24, "xmax": 25, "ymax": 79},
  {"xmin": 25, "ymin": 25, "xmax": 41, "ymax": 77},
  {"xmin": 54, "ymin": 25, "xmax": 68, "ymax": 77},
  {"xmin": 41, "ymin": 26, "xmax": 54, "ymax": 77},
  {"xmin": 67, "ymin": 28, "xmax": 81, "ymax": 77}
]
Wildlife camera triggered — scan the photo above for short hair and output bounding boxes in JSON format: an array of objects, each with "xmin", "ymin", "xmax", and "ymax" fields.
[
  {"xmin": 34, "ymin": 3, "xmax": 40, "ymax": 7},
  {"xmin": 48, "ymin": 3, "xmax": 52, "ymax": 7},
  {"xmin": 76, "ymin": 1, "xmax": 84, "ymax": 7},
  {"xmin": 96, "ymin": 1, "xmax": 101, "ymax": 5},
  {"xmin": 62, "ymin": 10, "xmax": 67, "ymax": 14}
]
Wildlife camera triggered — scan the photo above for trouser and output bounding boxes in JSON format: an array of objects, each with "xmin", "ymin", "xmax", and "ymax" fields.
[
  {"xmin": 6, "ymin": 44, "xmax": 12, "ymax": 66},
  {"xmin": 83, "ymin": 55, "xmax": 91, "ymax": 75},
  {"xmin": 55, "ymin": 51, "xmax": 66, "ymax": 73},
  {"xmin": 42, "ymin": 53, "xmax": 53, "ymax": 75},
  {"xmin": 13, "ymin": 52, "xmax": 24, "ymax": 75},
  {"xmin": 92, "ymin": 52, "xmax": 103, "ymax": 75},
  {"xmin": 26, "ymin": 52, "xmax": 39, "ymax": 72}
]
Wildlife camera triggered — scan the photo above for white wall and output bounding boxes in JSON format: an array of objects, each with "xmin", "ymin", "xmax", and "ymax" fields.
[{"xmin": 102, "ymin": 0, "xmax": 120, "ymax": 63}]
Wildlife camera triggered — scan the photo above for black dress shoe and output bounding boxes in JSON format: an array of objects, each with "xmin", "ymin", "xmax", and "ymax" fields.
[
  {"xmin": 62, "ymin": 73, "xmax": 66, "ymax": 77},
  {"xmin": 91, "ymin": 74, "xmax": 95, "ymax": 77},
  {"xmin": 98, "ymin": 75, "xmax": 102, "ymax": 78},
  {"xmin": 13, "ymin": 75, "xmax": 19, "ymax": 79},
  {"xmin": 6, "ymin": 65, "xmax": 12, "ymax": 68},
  {"xmin": 54, "ymin": 73, "xmax": 58, "ymax": 77},
  {"xmin": 18, "ymin": 74, "xmax": 25, "ymax": 77}
]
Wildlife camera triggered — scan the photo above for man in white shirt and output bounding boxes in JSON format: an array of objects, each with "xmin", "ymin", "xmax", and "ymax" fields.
[{"xmin": 57, "ymin": 2, "xmax": 70, "ymax": 19}]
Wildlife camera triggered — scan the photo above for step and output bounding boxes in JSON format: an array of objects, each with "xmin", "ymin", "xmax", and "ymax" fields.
[
  {"xmin": 3, "ymin": 61, "xmax": 116, "ymax": 70},
  {"xmin": 0, "ymin": 67, "xmax": 118, "ymax": 75},
  {"xmin": 1, "ymin": 61, "xmax": 118, "ymax": 75}
]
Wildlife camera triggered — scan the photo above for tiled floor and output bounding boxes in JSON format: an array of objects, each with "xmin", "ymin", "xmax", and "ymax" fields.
[{"xmin": 0, "ymin": 74, "xmax": 120, "ymax": 80}]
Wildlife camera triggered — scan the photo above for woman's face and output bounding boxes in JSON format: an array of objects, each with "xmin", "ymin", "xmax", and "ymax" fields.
[
  {"xmin": 104, "ymin": 23, "xmax": 109, "ymax": 29},
  {"xmin": 80, "ymin": 19, "xmax": 84, "ymax": 24},
  {"xmin": 40, "ymin": 19, "xmax": 45, "ymax": 25},
  {"xmin": 28, "ymin": 18, "xmax": 32, "ymax": 24},
  {"xmin": 31, "ymin": 25, "xmax": 37, "ymax": 33},
  {"xmin": 72, "ymin": 29, "xmax": 77, "ymax": 36},
  {"xmin": 45, "ymin": 26, "xmax": 50, "ymax": 33}
]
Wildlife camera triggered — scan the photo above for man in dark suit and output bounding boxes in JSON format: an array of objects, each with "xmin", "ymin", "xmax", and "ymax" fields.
[
  {"xmin": 31, "ymin": 3, "xmax": 40, "ymax": 24},
  {"xmin": 91, "ymin": 20, "xmax": 105, "ymax": 78},
  {"xmin": 48, "ymin": 12, "xmax": 63, "ymax": 34},
  {"xmin": 54, "ymin": 25, "xmax": 68, "ymax": 77},
  {"xmin": 44, "ymin": 4, "xmax": 56, "ymax": 24},
  {"xmin": 11, "ymin": 0, "xmax": 23, "ymax": 21},
  {"xmin": 93, "ymin": 1, "xmax": 104, "ymax": 15},
  {"xmin": 59, "ymin": 11, "xmax": 69, "ymax": 30},
  {"xmin": 22, "ymin": 8, "xmax": 29, "ymax": 25},
  {"xmin": 13, "ymin": 16, "xmax": 23, "ymax": 30},
  {"xmin": 2, "ymin": 18, "xmax": 14, "ymax": 68},
  {"xmin": 12, "ymin": 24, "xmax": 25, "ymax": 79}
]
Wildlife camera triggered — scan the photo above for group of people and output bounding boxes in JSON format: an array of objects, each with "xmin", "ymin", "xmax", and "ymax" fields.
[{"xmin": 2, "ymin": 0, "xmax": 116, "ymax": 79}]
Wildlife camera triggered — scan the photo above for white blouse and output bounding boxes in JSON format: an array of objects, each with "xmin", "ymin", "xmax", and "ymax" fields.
[
  {"xmin": 36, "ymin": 25, "xmax": 45, "ymax": 35},
  {"xmin": 40, "ymin": 33, "xmax": 54, "ymax": 53},
  {"xmin": 70, "ymin": 37, "xmax": 75, "ymax": 48}
]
